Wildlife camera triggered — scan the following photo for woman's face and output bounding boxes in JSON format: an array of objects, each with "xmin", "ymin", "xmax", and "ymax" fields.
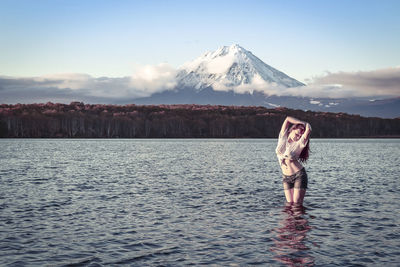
[{"xmin": 289, "ymin": 125, "xmax": 305, "ymax": 141}]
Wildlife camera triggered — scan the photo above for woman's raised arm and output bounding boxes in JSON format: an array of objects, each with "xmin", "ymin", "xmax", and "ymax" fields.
[
  {"xmin": 303, "ymin": 122, "xmax": 312, "ymax": 142},
  {"xmin": 279, "ymin": 117, "xmax": 290, "ymax": 136},
  {"xmin": 280, "ymin": 116, "xmax": 311, "ymax": 140},
  {"xmin": 280, "ymin": 116, "xmax": 302, "ymax": 135},
  {"xmin": 285, "ymin": 116, "xmax": 305, "ymax": 125}
]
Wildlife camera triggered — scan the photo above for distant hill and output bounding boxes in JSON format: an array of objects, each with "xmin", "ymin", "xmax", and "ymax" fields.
[{"xmin": 1, "ymin": 102, "xmax": 399, "ymax": 138}]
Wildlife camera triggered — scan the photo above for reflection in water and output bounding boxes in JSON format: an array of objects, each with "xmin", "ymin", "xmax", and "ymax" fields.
[{"xmin": 271, "ymin": 203, "xmax": 315, "ymax": 266}]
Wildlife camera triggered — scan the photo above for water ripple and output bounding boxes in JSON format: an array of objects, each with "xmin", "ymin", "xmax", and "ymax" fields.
[{"xmin": 0, "ymin": 139, "xmax": 399, "ymax": 266}]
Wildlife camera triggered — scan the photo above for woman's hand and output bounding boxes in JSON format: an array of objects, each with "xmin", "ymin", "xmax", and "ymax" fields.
[{"xmin": 281, "ymin": 159, "xmax": 287, "ymax": 166}]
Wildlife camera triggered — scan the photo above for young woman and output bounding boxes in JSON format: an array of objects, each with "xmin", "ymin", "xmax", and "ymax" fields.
[{"xmin": 275, "ymin": 116, "xmax": 311, "ymax": 204}]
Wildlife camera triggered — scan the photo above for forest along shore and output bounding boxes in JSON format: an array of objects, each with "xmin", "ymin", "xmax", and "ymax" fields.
[{"xmin": 0, "ymin": 102, "xmax": 399, "ymax": 138}]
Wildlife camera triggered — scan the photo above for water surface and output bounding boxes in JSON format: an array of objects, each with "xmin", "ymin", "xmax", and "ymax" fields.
[{"xmin": 0, "ymin": 139, "xmax": 399, "ymax": 266}]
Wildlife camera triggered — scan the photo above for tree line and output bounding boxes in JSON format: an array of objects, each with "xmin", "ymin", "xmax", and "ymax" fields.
[{"xmin": 0, "ymin": 102, "xmax": 399, "ymax": 138}]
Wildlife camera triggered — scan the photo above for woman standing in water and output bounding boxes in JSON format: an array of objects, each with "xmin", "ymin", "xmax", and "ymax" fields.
[{"xmin": 276, "ymin": 116, "xmax": 312, "ymax": 204}]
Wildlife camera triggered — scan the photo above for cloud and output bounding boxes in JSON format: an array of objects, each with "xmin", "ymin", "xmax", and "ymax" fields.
[
  {"xmin": 289, "ymin": 67, "xmax": 400, "ymax": 98},
  {"xmin": 0, "ymin": 63, "xmax": 178, "ymax": 104},
  {"xmin": 32, "ymin": 73, "xmax": 93, "ymax": 90},
  {"xmin": 211, "ymin": 67, "xmax": 400, "ymax": 99},
  {"xmin": 0, "ymin": 74, "xmax": 137, "ymax": 103},
  {"xmin": 213, "ymin": 74, "xmax": 285, "ymax": 95},
  {"xmin": 130, "ymin": 63, "xmax": 177, "ymax": 95},
  {"xmin": 1, "ymin": 66, "xmax": 399, "ymax": 104}
]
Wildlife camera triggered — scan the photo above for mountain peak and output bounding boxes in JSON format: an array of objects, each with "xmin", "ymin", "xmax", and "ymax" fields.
[
  {"xmin": 196, "ymin": 44, "xmax": 246, "ymax": 64},
  {"xmin": 214, "ymin": 44, "xmax": 244, "ymax": 56},
  {"xmin": 177, "ymin": 44, "xmax": 304, "ymax": 91}
]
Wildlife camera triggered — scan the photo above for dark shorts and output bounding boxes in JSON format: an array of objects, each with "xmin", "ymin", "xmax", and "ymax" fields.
[{"xmin": 282, "ymin": 168, "xmax": 308, "ymax": 190}]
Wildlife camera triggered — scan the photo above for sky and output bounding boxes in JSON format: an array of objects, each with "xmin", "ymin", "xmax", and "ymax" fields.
[{"xmin": 0, "ymin": 0, "xmax": 399, "ymax": 103}]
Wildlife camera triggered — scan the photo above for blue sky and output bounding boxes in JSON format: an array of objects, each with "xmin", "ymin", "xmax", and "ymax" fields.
[{"xmin": 1, "ymin": 0, "xmax": 399, "ymax": 82}]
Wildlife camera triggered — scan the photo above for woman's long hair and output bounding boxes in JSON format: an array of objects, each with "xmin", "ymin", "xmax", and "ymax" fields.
[
  {"xmin": 289, "ymin": 124, "xmax": 310, "ymax": 163},
  {"xmin": 299, "ymin": 141, "xmax": 310, "ymax": 163}
]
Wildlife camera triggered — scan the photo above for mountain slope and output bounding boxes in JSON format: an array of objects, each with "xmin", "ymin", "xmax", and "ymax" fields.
[{"xmin": 176, "ymin": 44, "xmax": 304, "ymax": 91}]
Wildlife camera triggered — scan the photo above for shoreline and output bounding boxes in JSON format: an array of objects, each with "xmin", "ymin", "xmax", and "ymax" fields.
[{"xmin": 1, "ymin": 136, "xmax": 399, "ymax": 139}]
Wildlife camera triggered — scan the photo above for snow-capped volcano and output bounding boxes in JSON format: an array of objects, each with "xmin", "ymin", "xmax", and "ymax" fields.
[{"xmin": 176, "ymin": 44, "xmax": 304, "ymax": 92}]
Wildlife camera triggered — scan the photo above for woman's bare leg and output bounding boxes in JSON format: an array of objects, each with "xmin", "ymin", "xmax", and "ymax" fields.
[
  {"xmin": 284, "ymin": 188, "xmax": 294, "ymax": 203},
  {"xmin": 293, "ymin": 189, "xmax": 306, "ymax": 204}
]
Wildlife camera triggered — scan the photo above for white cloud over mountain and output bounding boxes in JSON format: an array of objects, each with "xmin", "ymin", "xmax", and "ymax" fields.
[
  {"xmin": 203, "ymin": 67, "xmax": 400, "ymax": 98},
  {"xmin": 1, "ymin": 66, "xmax": 399, "ymax": 104},
  {"xmin": 130, "ymin": 63, "xmax": 177, "ymax": 96},
  {"xmin": 212, "ymin": 75, "xmax": 285, "ymax": 95}
]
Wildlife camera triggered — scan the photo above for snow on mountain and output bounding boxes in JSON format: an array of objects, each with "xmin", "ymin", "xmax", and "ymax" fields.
[{"xmin": 176, "ymin": 44, "xmax": 304, "ymax": 93}]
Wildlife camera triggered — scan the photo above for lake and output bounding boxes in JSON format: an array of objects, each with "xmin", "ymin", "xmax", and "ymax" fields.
[{"xmin": 0, "ymin": 139, "xmax": 399, "ymax": 266}]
